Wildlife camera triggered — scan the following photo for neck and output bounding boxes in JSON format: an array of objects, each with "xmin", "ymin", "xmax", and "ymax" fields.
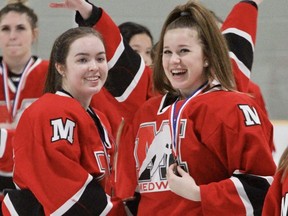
[
  {"xmin": 60, "ymin": 88, "xmax": 91, "ymax": 110},
  {"xmin": 3, "ymin": 54, "xmax": 32, "ymax": 75}
]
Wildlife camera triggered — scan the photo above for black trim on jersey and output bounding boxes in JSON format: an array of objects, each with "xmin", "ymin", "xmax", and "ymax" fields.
[
  {"xmin": 75, "ymin": 3, "xmax": 102, "ymax": 27},
  {"xmin": 104, "ymin": 41, "xmax": 141, "ymax": 97},
  {"xmin": 241, "ymin": 0, "xmax": 258, "ymax": 9},
  {"xmin": 4, "ymin": 178, "xmax": 108, "ymax": 215},
  {"xmin": 59, "ymin": 89, "xmax": 74, "ymax": 98},
  {"xmin": 232, "ymin": 173, "xmax": 271, "ymax": 216},
  {"xmin": 161, "ymin": 92, "xmax": 179, "ymax": 111},
  {"xmin": 63, "ymin": 178, "xmax": 108, "ymax": 215},
  {"xmin": 87, "ymin": 107, "xmax": 108, "ymax": 147},
  {"xmin": 0, "ymin": 176, "xmax": 15, "ymax": 191},
  {"xmin": 125, "ymin": 191, "xmax": 141, "ymax": 216},
  {"xmin": 3, "ymin": 189, "xmax": 44, "ymax": 216},
  {"xmin": 224, "ymin": 33, "xmax": 253, "ymax": 70}
]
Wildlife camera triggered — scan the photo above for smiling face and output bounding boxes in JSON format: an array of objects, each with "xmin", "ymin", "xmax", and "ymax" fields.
[
  {"xmin": 162, "ymin": 28, "xmax": 208, "ymax": 98},
  {"xmin": 58, "ymin": 35, "xmax": 108, "ymax": 107},
  {"xmin": 0, "ymin": 11, "xmax": 36, "ymax": 60}
]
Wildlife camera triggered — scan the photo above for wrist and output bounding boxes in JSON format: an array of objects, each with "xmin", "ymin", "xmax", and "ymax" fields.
[
  {"xmin": 192, "ymin": 185, "xmax": 201, "ymax": 202},
  {"xmin": 77, "ymin": 1, "xmax": 93, "ymax": 20}
]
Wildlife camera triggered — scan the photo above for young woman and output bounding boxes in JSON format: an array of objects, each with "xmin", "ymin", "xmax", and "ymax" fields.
[
  {"xmin": 119, "ymin": 21, "xmax": 154, "ymax": 67},
  {"xmin": 2, "ymin": 27, "xmax": 125, "ymax": 215},
  {"xmin": 0, "ymin": 0, "xmax": 49, "ymax": 196},
  {"xmin": 262, "ymin": 147, "xmax": 288, "ymax": 216},
  {"xmin": 117, "ymin": 0, "xmax": 276, "ymax": 215},
  {"xmin": 50, "ymin": 0, "xmax": 155, "ymax": 138}
]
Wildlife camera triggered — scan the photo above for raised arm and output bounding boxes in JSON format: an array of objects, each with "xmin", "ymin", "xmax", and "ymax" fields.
[{"xmin": 221, "ymin": 0, "xmax": 261, "ymax": 92}]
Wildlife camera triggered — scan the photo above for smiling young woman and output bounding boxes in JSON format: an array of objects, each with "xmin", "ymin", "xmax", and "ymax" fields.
[{"xmin": 2, "ymin": 27, "xmax": 126, "ymax": 216}]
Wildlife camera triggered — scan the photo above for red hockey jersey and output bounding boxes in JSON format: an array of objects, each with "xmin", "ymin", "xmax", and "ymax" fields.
[
  {"xmin": 120, "ymin": 87, "xmax": 276, "ymax": 215},
  {"xmin": 248, "ymin": 80, "xmax": 268, "ymax": 117},
  {"xmin": 2, "ymin": 92, "xmax": 125, "ymax": 215},
  {"xmin": 221, "ymin": 0, "xmax": 258, "ymax": 93},
  {"xmin": 0, "ymin": 57, "xmax": 49, "ymax": 188},
  {"xmin": 262, "ymin": 170, "xmax": 288, "ymax": 216}
]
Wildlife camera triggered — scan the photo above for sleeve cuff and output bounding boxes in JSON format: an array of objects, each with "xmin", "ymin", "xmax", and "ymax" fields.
[
  {"xmin": 241, "ymin": 0, "xmax": 258, "ymax": 10},
  {"xmin": 75, "ymin": 1, "xmax": 103, "ymax": 27}
]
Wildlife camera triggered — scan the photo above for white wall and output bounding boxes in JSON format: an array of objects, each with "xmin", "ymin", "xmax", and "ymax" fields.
[{"xmin": 272, "ymin": 121, "xmax": 288, "ymax": 166}]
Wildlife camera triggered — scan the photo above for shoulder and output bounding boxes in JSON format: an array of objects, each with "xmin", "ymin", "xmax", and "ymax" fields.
[
  {"xmin": 190, "ymin": 90, "xmax": 264, "ymax": 123},
  {"xmin": 202, "ymin": 90, "xmax": 257, "ymax": 106},
  {"xmin": 26, "ymin": 93, "xmax": 85, "ymax": 118}
]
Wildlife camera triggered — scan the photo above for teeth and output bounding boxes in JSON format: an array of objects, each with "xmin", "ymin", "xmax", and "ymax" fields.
[
  {"xmin": 171, "ymin": 69, "xmax": 186, "ymax": 75},
  {"xmin": 86, "ymin": 76, "xmax": 99, "ymax": 81}
]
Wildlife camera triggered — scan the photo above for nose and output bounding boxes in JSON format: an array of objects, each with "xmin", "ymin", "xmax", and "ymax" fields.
[
  {"xmin": 143, "ymin": 54, "xmax": 152, "ymax": 66},
  {"xmin": 170, "ymin": 53, "xmax": 181, "ymax": 64},
  {"xmin": 9, "ymin": 29, "xmax": 17, "ymax": 40},
  {"xmin": 89, "ymin": 60, "xmax": 98, "ymax": 71}
]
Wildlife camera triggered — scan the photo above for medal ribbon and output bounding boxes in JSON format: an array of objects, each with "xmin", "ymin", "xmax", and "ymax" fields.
[
  {"xmin": 1, "ymin": 57, "xmax": 35, "ymax": 120},
  {"xmin": 170, "ymin": 81, "xmax": 209, "ymax": 159}
]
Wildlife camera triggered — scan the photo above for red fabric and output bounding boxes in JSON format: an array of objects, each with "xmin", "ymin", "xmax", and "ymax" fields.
[{"xmin": 262, "ymin": 170, "xmax": 288, "ymax": 216}]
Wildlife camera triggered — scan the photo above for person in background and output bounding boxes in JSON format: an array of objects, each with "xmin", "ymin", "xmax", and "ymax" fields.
[
  {"xmin": 2, "ymin": 26, "xmax": 126, "ymax": 215},
  {"xmin": 262, "ymin": 147, "xmax": 288, "ymax": 216},
  {"xmin": 119, "ymin": 21, "xmax": 154, "ymax": 67},
  {"xmin": 0, "ymin": 0, "xmax": 49, "ymax": 199},
  {"xmin": 117, "ymin": 0, "xmax": 276, "ymax": 215}
]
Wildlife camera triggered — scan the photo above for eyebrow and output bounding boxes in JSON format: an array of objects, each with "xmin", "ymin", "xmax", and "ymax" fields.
[{"xmin": 74, "ymin": 51, "xmax": 106, "ymax": 57}]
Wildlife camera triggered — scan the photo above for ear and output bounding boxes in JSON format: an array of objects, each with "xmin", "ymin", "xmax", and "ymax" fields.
[
  {"xmin": 55, "ymin": 63, "xmax": 65, "ymax": 77},
  {"xmin": 203, "ymin": 60, "xmax": 209, "ymax": 67},
  {"xmin": 32, "ymin": 28, "xmax": 39, "ymax": 43}
]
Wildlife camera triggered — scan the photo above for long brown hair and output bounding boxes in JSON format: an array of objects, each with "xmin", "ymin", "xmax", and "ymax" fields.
[
  {"xmin": 153, "ymin": 0, "xmax": 235, "ymax": 95},
  {"xmin": 278, "ymin": 147, "xmax": 288, "ymax": 182}
]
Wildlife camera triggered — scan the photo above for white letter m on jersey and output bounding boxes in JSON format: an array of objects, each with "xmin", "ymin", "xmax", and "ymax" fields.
[
  {"xmin": 51, "ymin": 118, "xmax": 76, "ymax": 144},
  {"xmin": 238, "ymin": 104, "xmax": 261, "ymax": 126}
]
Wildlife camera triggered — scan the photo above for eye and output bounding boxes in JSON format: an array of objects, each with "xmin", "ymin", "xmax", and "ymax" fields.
[
  {"xmin": 163, "ymin": 49, "xmax": 172, "ymax": 55},
  {"xmin": 77, "ymin": 58, "xmax": 88, "ymax": 63},
  {"xmin": 179, "ymin": 48, "xmax": 190, "ymax": 53},
  {"xmin": 16, "ymin": 25, "xmax": 26, "ymax": 31},
  {"xmin": 133, "ymin": 48, "xmax": 140, "ymax": 54},
  {"xmin": 96, "ymin": 54, "xmax": 106, "ymax": 63},
  {"xmin": 0, "ymin": 26, "xmax": 10, "ymax": 32},
  {"xmin": 97, "ymin": 57, "xmax": 105, "ymax": 63},
  {"xmin": 146, "ymin": 50, "xmax": 151, "ymax": 55}
]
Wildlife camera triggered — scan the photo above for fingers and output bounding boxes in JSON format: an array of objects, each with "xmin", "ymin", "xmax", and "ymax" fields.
[
  {"xmin": 176, "ymin": 165, "xmax": 186, "ymax": 176},
  {"xmin": 49, "ymin": 3, "xmax": 66, "ymax": 8},
  {"xmin": 167, "ymin": 163, "xmax": 176, "ymax": 177}
]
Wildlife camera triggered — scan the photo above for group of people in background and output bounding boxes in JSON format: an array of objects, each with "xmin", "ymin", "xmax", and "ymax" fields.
[{"xmin": 0, "ymin": 0, "xmax": 286, "ymax": 215}]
